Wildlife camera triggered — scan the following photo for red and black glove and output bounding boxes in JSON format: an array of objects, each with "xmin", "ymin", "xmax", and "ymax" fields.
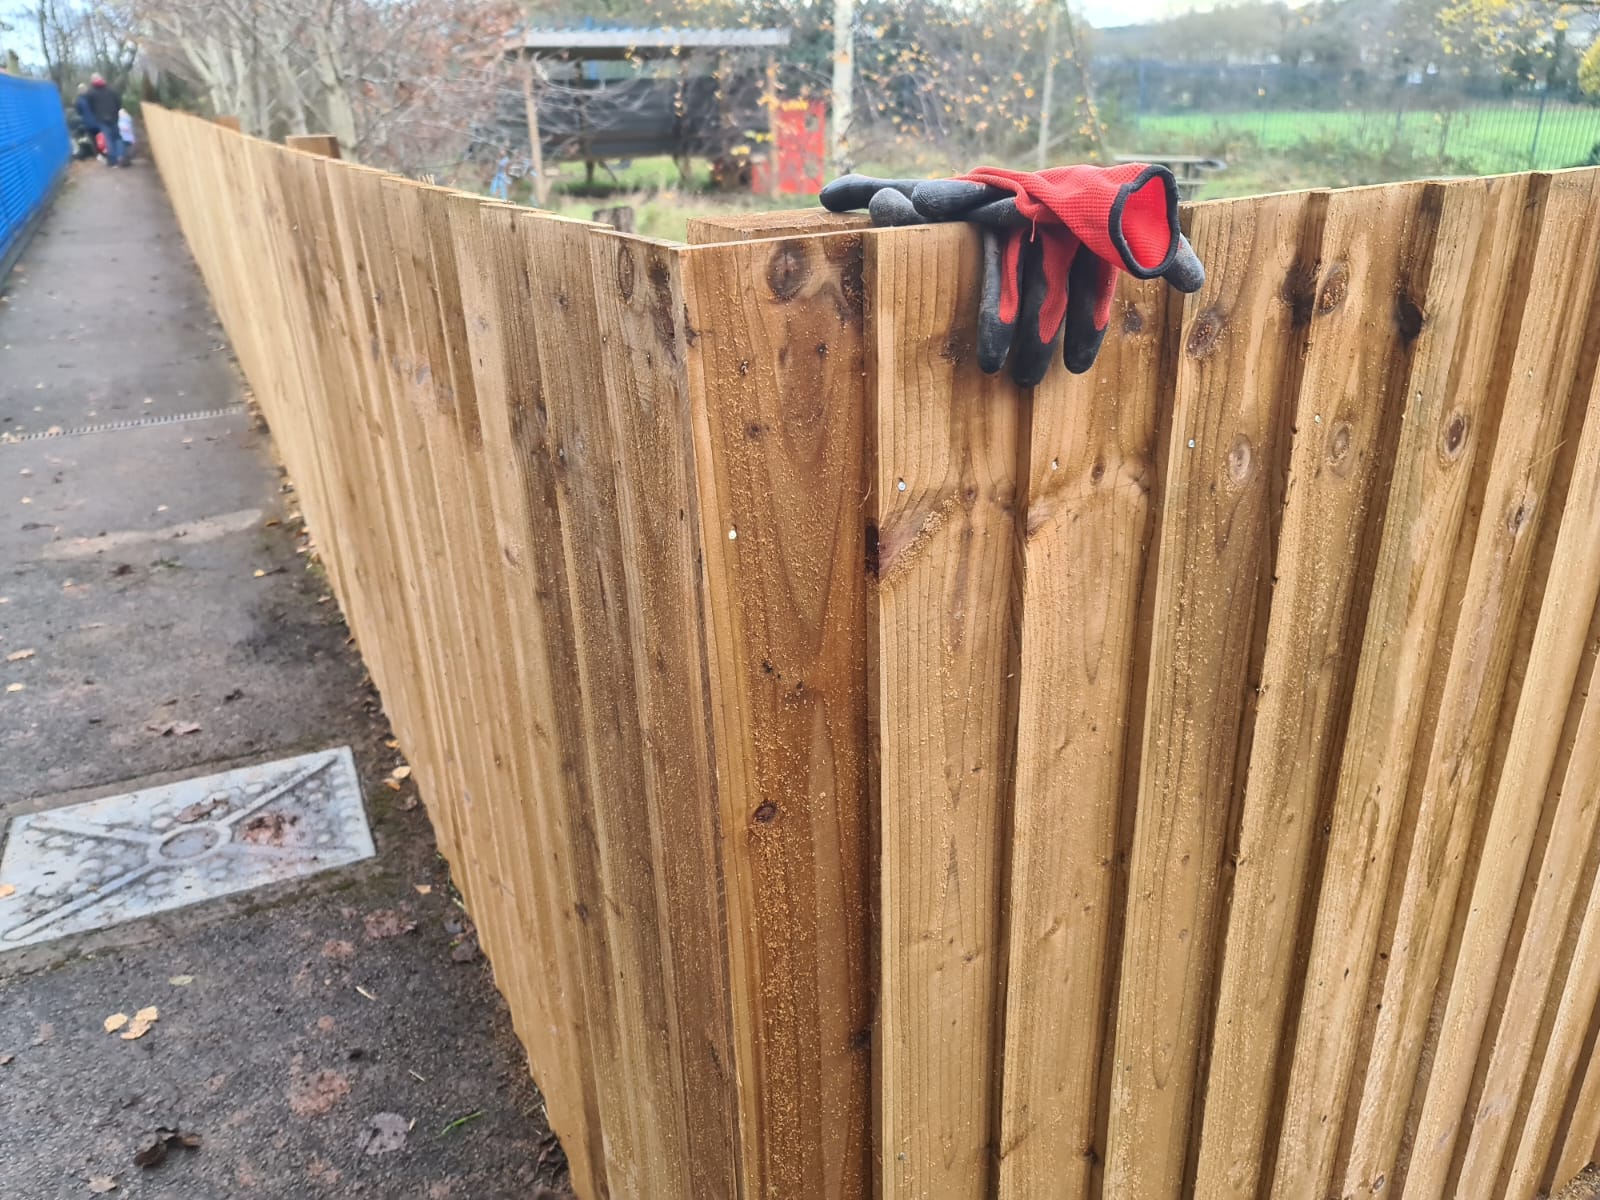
[{"xmin": 820, "ymin": 163, "xmax": 1205, "ymax": 386}]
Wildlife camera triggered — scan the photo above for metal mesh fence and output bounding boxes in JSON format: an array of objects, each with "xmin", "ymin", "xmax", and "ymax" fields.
[
  {"xmin": 0, "ymin": 73, "xmax": 69, "ymax": 271},
  {"xmin": 1098, "ymin": 60, "xmax": 1600, "ymax": 174}
]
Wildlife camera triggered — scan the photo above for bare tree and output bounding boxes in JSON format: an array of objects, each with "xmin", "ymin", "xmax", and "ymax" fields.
[{"xmin": 129, "ymin": 0, "xmax": 514, "ymax": 172}]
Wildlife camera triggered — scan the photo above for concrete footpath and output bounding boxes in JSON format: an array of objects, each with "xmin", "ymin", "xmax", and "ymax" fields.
[{"xmin": 0, "ymin": 161, "xmax": 569, "ymax": 1197}]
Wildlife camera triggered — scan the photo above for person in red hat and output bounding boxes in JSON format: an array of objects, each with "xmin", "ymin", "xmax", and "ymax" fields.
[{"xmin": 86, "ymin": 73, "xmax": 126, "ymax": 166}]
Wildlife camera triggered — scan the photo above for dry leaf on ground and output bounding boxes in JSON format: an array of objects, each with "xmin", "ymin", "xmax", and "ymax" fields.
[
  {"xmin": 172, "ymin": 722, "xmax": 202, "ymax": 736},
  {"xmin": 133, "ymin": 1127, "xmax": 201, "ymax": 1169},
  {"xmin": 413, "ymin": 885, "xmax": 431, "ymax": 895},
  {"xmin": 6, "ymin": 648, "xmax": 34, "ymax": 661},
  {"xmin": 120, "ymin": 1019, "xmax": 152, "ymax": 1041},
  {"xmin": 103, "ymin": 1013, "xmax": 129, "ymax": 1034},
  {"xmin": 357, "ymin": 1112, "xmax": 409, "ymax": 1156},
  {"xmin": 86, "ymin": 1176, "xmax": 117, "ymax": 1193},
  {"xmin": 0, "ymin": 883, "xmax": 16, "ymax": 900},
  {"xmin": 6, "ymin": 683, "xmax": 23, "ymax": 693},
  {"xmin": 363, "ymin": 910, "xmax": 416, "ymax": 940},
  {"xmin": 168, "ymin": 975, "xmax": 193, "ymax": 987},
  {"xmin": 135, "ymin": 1006, "xmax": 159, "ymax": 1023},
  {"xmin": 383, "ymin": 779, "xmax": 401, "ymax": 792},
  {"xmin": 384, "ymin": 738, "xmax": 399, "ymax": 750},
  {"xmin": 388, "ymin": 765, "xmax": 411, "ymax": 782}
]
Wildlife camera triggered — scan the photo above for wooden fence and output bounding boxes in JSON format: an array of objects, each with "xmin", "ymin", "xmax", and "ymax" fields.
[{"xmin": 144, "ymin": 103, "xmax": 1600, "ymax": 1200}]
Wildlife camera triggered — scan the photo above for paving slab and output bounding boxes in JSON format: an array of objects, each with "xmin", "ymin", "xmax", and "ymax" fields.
[{"xmin": 1, "ymin": 160, "xmax": 570, "ymax": 1198}]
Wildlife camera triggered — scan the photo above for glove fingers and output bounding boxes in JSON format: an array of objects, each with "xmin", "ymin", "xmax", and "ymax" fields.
[
  {"xmin": 977, "ymin": 229, "xmax": 1022, "ymax": 375},
  {"xmin": 911, "ymin": 179, "xmax": 1011, "ymax": 221},
  {"xmin": 1010, "ymin": 236, "xmax": 1069, "ymax": 388},
  {"xmin": 1063, "ymin": 249, "xmax": 1117, "ymax": 375},
  {"xmin": 820, "ymin": 174, "xmax": 920, "ymax": 212},
  {"xmin": 960, "ymin": 196, "xmax": 1029, "ymax": 231},
  {"xmin": 1163, "ymin": 233, "xmax": 1206, "ymax": 294},
  {"xmin": 868, "ymin": 188, "xmax": 925, "ymax": 226}
]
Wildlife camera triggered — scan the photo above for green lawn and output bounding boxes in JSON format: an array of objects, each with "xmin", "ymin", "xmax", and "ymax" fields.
[{"xmin": 1135, "ymin": 103, "xmax": 1600, "ymax": 175}]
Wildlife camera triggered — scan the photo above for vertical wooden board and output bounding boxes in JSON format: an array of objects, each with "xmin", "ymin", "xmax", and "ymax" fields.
[
  {"xmin": 1406, "ymin": 337, "xmax": 1600, "ymax": 1199},
  {"xmin": 1101, "ymin": 189, "xmax": 1326, "ymax": 1200},
  {"xmin": 586, "ymin": 230, "xmax": 743, "ymax": 1200},
  {"xmin": 378, "ymin": 180, "xmax": 548, "ymax": 1047},
  {"xmin": 442, "ymin": 196, "xmax": 605, "ymax": 1197},
  {"xmin": 1501, "ymin": 617, "xmax": 1600, "ymax": 1197},
  {"xmin": 1323, "ymin": 167, "xmax": 1600, "ymax": 1200},
  {"xmin": 1270, "ymin": 171, "xmax": 1542, "ymax": 1200},
  {"xmin": 1194, "ymin": 179, "xmax": 1449, "ymax": 1200},
  {"xmin": 680, "ymin": 232, "xmax": 873, "ymax": 1199},
  {"xmin": 413, "ymin": 185, "xmax": 575, "ymax": 1100},
  {"xmin": 868, "ymin": 220, "xmax": 1022, "ymax": 1200},
  {"xmin": 1549, "ymin": 913, "xmax": 1600, "ymax": 1187},
  {"xmin": 509, "ymin": 215, "xmax": 674, "ymax": 1199},
  {"xmin": 994, "ymin": 274, "xmax": 1172, "ymax": 1200},
  {"xmin": 321, "ymin": 165, "xmax": 464, "ymax": 830}
]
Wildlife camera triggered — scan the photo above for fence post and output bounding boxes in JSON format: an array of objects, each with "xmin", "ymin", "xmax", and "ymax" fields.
[{"xmin": 1529, "ymin": 89, "xmax": 1548, "ymax": 168}]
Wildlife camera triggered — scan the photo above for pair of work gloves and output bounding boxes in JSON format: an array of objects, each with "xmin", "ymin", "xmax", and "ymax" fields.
[{"xmin": 820, "ymin": 163, "xmax": 1206, "ymax": 386}]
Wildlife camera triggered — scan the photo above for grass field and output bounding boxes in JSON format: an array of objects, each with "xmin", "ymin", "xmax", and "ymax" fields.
[
  {"xmin": 466, "ymin": 101, "xmax": 1600, "ymax": 241},
  {"xmin": 1136, "ymin": 102, "xmax": 1600, "ymax": 175}
]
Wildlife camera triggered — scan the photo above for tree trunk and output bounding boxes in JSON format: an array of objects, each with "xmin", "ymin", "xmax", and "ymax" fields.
[
  {"xmin": 831, "ymin": 0, "xmax": 855, "ymax": 172},
  {"xmin": 520, "ymin": 55, "xmax": 549, "ymax": 206},
  {"xmin": 1037, "ymin": 0, "xmax": 1058, "ymax": 169}
]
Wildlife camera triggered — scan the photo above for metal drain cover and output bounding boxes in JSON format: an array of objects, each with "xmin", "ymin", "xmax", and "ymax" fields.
[{"xmin": 0, "ymin": 748, "xmax": 374, "ymax": 949}]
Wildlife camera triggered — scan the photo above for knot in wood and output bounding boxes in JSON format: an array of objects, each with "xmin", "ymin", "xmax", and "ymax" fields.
[
  {"xmin": 1440, "ymin": 410, "xmax": 1469, "ymax": 461},
  {"xmin": 615, "ymin": 244, "xmax": 636, "ymax": 302},
  {"xmin": 1316, "ymin": 263, "xmax": 1349, "ymax": 315},
  {"xmin": 1227, "ymin": 436, "xmax": 1253, "ymax": 484}
]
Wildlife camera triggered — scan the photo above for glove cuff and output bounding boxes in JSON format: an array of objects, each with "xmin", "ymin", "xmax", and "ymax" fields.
[{"xmin": 1108, "ymin": 163, "xmax": 1181, "ymax": 280}]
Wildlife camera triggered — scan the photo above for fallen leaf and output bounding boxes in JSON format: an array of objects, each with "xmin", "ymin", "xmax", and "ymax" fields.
[
  {"xmin": 384, "ymin": 738, "xmax": 400, "ymax": 750},
  {"xmin": 6, "ymin": 649, "xmax": 34, "ymax": 661},
  {"xmin": 145, "ymin": 721, "xmax": 176, "ymax": 736},
  {"xmin": 355, "ymin": 985, "xmax": 378, "ymax": 1001},
  {"xmin": 0, "ymin": 1054, "xmax": 12, "ymax": 1066},
  {"xmin": 383, "ymin": 779, "xmax": 401, "ymax": 792},
  {"xmin": 132, "ymin": 1127, "xmax": 198, "ymax": 1168},
  {"xmin": 357, "ymin": 1112, "xmax": 409, "ymax": 1156},
  {"xmin": 363, "ymin": 910, "xmax": 416, "ymax": 940},
  {"xmin": 103, "ymin": 1013, "xmax": 129, "ymax": 1034},
  {"xmin": 263, "ymin": 518, "xmax": 280, "ymax": 528},
  {"xmin": 6, "ymin": 683, "xmax": 23, "ymax": 693},
  {"xmin": 169, "ymin": 975, "xmax": 194, "ymax": 986},
  {"xmin": 175, "ymin": 797, "xmax": 226, "ymax": 823},
  {"xmin": 135, "ymin": 1006, "xmax": 159, "ymax": 1023},
  {"xmin": 86, "ymin": 1176, "xmax": 118, "ymax": 1193},
  {"xmin": 120, "ymin": 1019, "xmax": 151, "ymax": 1041},
  {"xmin": 252, "ymin": 569, "xmax": 265, "ymax": 578},
  {"xmin": 389, "ymin": 765, "xmax": 412, "ymax": 781},
  {"xmin": 172, "ymin": 722, "xmax": 202, "ymax": 736},
  {"xmin": 413, "ymin": 884, "xmax": 432, "ymax": 895},
  {"xmin": 0, "ymin": 883, "xmax": 15, "ymax": 899},
  {"xmin": 240, "ymin": 812, "xmax": 296, "ymax": 844}
]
